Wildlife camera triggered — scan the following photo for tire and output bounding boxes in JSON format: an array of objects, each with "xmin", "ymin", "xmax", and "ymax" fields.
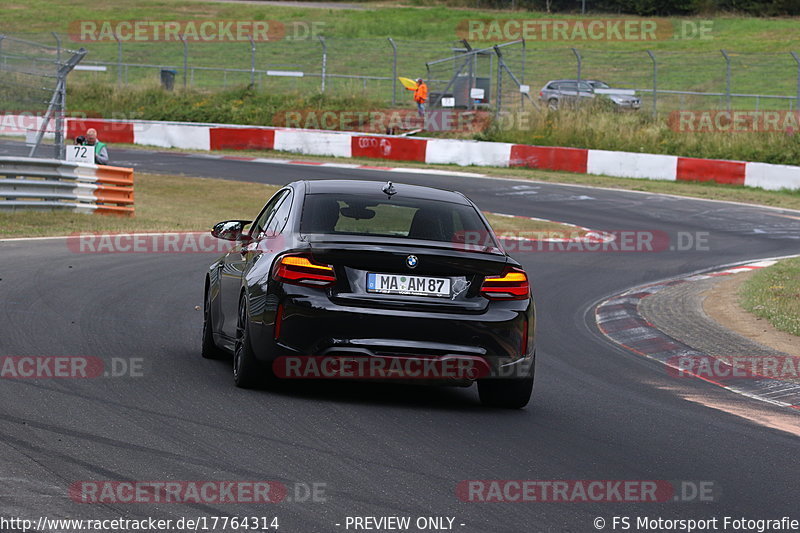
[
  {"xmin": 478, "ymin": 375, "xmax": 533, "ymax": 409},
  {"xmin": 548, "ymin": 98, "xmax": 559, "ymax": 111},
  {"xmin": 233, "ymin": 295, "xmax": 264, "ymax": 388},
  {"xmin": 201, "ymin": 285, "xmax": 227, "ymax": 360}
]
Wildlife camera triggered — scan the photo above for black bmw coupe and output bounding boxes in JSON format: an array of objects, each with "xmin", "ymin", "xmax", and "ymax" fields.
[{"xmin": 202, "ymin": 179, "xmax": 535, "ymax": 408}]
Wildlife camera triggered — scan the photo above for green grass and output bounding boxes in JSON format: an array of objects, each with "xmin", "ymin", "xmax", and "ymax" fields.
[
  {"xmin": 0, "ymin": 171, "xmax": 581, "ymax": 238},
  {"xmin": 65, "ymin": 82, "xmax": 387, "ymax": 125},
  {"xmin": 740, "ymin": 256, "xmax": 800, "ymax": 337},
  {"xmin": 6, "ymin": 2, "xmax": 800, "ymax": 51},
  {"xmin": 4, "ymin": 2, "xmax": 800, "ymax": 100}
]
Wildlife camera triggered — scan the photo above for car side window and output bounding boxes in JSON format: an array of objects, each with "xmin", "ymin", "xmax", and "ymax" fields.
[
  {"xmin": 250, "ymin": 190, "xmax": 289, "ymax": 238},
  {"xmin": 561, "ymin": 82, "xmax": 577, "ymax": 92},
  {"xmin": 263, "ymin": 190, "xmax": 293, "ymax": 237}
]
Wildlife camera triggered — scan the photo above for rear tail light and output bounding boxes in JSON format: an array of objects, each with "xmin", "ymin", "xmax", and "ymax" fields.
[
  {"xmin": 273, "ymin": 253, "xmax": 336, "ymax": 287},
  {"xmin": 480, "ymin": 267, "xmax": 530, "ymax": 300}
]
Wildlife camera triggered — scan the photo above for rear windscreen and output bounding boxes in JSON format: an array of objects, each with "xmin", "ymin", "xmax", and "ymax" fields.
[{"xmin": 300, "ymin": 193, "xmax": 494, "ymax": 244}]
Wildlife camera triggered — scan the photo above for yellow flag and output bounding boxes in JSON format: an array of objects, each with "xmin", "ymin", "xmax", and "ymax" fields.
[{"xmin": 398, "ymin": 77, "xmax": 418, "ymax": 90}]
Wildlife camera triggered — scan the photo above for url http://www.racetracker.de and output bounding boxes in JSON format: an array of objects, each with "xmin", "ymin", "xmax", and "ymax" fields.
[{"xmin": 0, "ymin": 515, "xmax": 281, "ymax": 532}]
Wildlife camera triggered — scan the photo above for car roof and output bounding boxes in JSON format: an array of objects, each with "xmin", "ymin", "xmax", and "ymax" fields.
[
  {"xmin": 299, "ymin": 179, "xmax": 471, "ymax": 205},
  {"xmin": 545, "ymin": 79, "xmax": 594, "ymax": 84}
]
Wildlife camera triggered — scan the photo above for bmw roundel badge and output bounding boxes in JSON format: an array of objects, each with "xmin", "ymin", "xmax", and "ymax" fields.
[{"xmin": 406, "ymin": 255, "xmax": 418, "ymax": 269}]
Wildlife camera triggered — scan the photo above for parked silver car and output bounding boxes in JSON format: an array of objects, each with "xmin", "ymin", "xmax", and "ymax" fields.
[{"xmin": 539, "ymin": 79, "xmax": 640, "ymax": 111}]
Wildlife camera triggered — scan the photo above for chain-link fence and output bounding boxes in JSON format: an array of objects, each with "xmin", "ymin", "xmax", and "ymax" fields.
[
  {"xmin": 425, "ymin": 40, "xmax": 535, "ymax": 118},
  {"xmin": 3, "ymin": 32, "xmax": 800, "ymax": 121},
  {"xmin": 6, "ymin": 33, "xmax": 464, "ymax": 104},
  {"xmin": 0, "ymin": 34, "xmax": 86, "ymax": 158}
]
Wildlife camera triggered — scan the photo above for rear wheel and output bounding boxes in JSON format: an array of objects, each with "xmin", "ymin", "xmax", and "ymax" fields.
[
  {"xmin": 548, "ymin": 98, "xmax": 559, "ymax": 111},
  {"xmin": 478, "ymin": 375, "xmax": 533, "ymax": 409},
  {"xmin": 233, "ymin": 295, "xmax": 264, "ymax": 388},
  {"xmin": 201, "ymin": 285, "xmax": 227, "ymax": 360}
]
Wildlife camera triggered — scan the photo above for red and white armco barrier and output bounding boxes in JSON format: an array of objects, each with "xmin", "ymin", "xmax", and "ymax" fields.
[
  {"xmin": 3, "ymin": 115, "xmax": 798, "ymax": 191},
  {"xmin": 0, "ymin": 156, "xmax": 135, "ymax": 216}
]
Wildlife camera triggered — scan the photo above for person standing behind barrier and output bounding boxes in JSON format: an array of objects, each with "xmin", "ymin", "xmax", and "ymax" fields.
[
  {"xmin": 406, "ymin": 77, "xmax": 428, "ymax": 118},
  {"xmin": 84, "ymin": 128, "xmax": 109, "ymax": 165}
]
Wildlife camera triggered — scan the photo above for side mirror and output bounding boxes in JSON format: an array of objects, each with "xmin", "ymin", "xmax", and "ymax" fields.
[{"xmin": 211, "ymin": 220, "xmax": 252, "ymax": 241}]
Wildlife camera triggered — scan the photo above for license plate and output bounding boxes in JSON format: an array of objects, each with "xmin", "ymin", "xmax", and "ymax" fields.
[{"xmin": 367, "ymin": 273, "xmax": 451, "ymax": 298}]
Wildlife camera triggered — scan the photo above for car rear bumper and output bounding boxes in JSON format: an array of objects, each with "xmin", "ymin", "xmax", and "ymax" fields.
[{"xmin": 250, "ymin": 287, "xmax": 535, "ymax": 380}]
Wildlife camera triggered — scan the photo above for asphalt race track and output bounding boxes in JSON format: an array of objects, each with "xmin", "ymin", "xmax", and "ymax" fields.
[{"xmin": 1, "ymin": 141, "xmax": 799, "ymax": 532}]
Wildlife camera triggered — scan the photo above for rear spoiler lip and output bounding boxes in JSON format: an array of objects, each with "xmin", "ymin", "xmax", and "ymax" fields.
[{"xmin": 302, "ymin": 233, "xmax": 507, "ymax": 257}]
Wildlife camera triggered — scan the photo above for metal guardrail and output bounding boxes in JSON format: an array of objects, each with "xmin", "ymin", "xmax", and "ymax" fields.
[{"xmin": 0, "ymin": 156, "xmax": 135, "ymax": 216}]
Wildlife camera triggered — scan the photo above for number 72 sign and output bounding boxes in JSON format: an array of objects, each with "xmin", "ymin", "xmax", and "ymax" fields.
[{"xmin": 66, "ymin": 145, "xmax": 93, "ymax": 163}]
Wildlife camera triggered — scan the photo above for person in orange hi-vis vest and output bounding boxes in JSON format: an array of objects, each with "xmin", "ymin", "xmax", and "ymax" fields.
[{"xmin": 407, "ymin": 77, "xmax": 428, "ymax": 118}]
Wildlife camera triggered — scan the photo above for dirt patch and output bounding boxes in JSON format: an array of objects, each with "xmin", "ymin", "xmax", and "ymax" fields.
[{"xmin": 703, "ymin": 271, "xmax": 800, "ymax": 358}]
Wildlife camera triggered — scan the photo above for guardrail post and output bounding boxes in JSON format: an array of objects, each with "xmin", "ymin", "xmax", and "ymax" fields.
[
  {"xmin": 319, "ymin": 36, "xmax": 327, "ymax": 93},
  {"xmin": 114, "ymin": 33, "xmax": 122, "ymax": 86},
  {"xmin": 249, "ymin": 37, "xmax": 256, "ymax": 86},
  {"xmin": 180, "ymin": 34, "xmax": 188, "ymax": 89},
  {"xmin": 388, "ymin": 37, "xmax": 398, "ymax": 106},
  {"xmin": 646, "ymin": 50, "xmax": 657, "ymax": 119},
  {"xmin": 721, "ymin": 49, "xmax": 731, "ymax": 112},
  {"xmin": 792, "ymin": 52, "xmax": 800, "ymax": 110}
]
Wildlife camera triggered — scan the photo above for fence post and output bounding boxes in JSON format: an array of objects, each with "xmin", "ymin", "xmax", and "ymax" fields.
[
  {"xmin": 792, "ymin": 52, "xmax": 800, "ymax": 110},
  {"xmin": 646, "ymin": 50, "xmax": 657, "ymax": 119},
  {"xmin": 319, "ymin": 36, "xmax": 327, "ymax": 93},
  {"xmin": 388, "ymin": 37, "xmax": 397, "ymax": 106},
  {"xmin": 180, "ymin": 34, "xmax": 188, "ymax": 89},
  {"xmin": 571, "ymin": 48, "xmax": 581, "ymax": 101},
  {"xmin": 721, "ymin": 49, "xmax": 731, "ymax": 112},
  {"xmin": 114, "ymin": 33, "xmax": 122, "ymax": 86},
  {"xmin": 29, "ymin": 48, "xmax": 86, "ymax": 159},
  {"xmin": 494, "ymin": 46, "xmax": 502, "ymax": 120},
  {"xmin": 54, "ymin": 77, "xmax": 65, "ymax": 160},
  {"xmin": 249, "ymin": 37, "xmax": 256, "ymax": 86},
  {"xmin": 52, "ymin": 32, "xmax": 61, "ymax": 64}
]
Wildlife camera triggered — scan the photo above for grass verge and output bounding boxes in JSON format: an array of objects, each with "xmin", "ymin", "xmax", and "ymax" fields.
[
  {"xmin": 740, "ymin": 256, "xmax": 800, "ymax": 337},
  {"xmin": 0, "ymin": 171, "xmax": 582, "ymax": 238},
  {"xmin": 57, "ymin": 84, "xmax": 800, "ymax": 166}
]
